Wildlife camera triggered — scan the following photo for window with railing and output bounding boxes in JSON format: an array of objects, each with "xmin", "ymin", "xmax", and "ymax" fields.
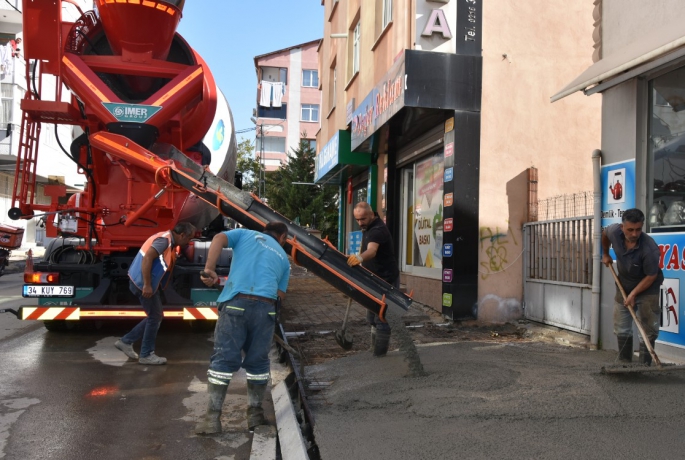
[{"xmin": 257, "ymin": 103, "xmax": 287, "ymax": 119}]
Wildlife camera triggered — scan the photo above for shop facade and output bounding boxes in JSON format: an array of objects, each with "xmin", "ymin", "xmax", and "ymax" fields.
[
  {"xmin": 553, "ymin": 1, "xmax": 685, "ymax": 357},
  {"xmin": 318, "ymin": 0, "xmax": 601, "ymax": 321}
]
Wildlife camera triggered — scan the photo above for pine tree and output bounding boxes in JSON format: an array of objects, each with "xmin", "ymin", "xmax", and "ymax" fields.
[{"xmin": 265, "ymin": 137, "xmax": 339, "ymax": 246}]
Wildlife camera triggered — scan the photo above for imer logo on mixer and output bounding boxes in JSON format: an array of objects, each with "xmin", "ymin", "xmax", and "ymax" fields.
[{"xmin": 102, "ymin": 102, "xmax": 162, "ymax": 123}]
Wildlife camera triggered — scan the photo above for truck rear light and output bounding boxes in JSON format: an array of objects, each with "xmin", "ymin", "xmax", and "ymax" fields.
[{"xmin": 24, "ymin": 272, "xmax": 60, "ymax": 284}]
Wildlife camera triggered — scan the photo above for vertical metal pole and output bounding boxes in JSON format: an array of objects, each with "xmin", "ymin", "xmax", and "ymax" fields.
[
  {"xmin": 591, "ymin": 149, "xmax": 602, "ymax": 350},
  {"xmin": 260, "ymin": 123, "xmax": 265, "ymax": 199}
]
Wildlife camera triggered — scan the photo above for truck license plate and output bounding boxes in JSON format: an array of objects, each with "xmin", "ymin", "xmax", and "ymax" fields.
[{"xmin": 23, "ymin": 285, "xmax": 75, "ymax": 298}]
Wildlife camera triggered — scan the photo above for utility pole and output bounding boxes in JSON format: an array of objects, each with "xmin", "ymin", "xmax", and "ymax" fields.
[{"xmin": 260, "ymin": 123, "xmax": 265, "ymax": 199}]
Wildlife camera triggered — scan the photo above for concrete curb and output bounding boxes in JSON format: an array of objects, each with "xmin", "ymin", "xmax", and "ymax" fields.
[
  {"xmin": 272, "ymin": 381, "xmax": 309, "ymax": 460},
  {"xmin": 250, "ymin": 425, "xmax": 277, "ymax": 459}
]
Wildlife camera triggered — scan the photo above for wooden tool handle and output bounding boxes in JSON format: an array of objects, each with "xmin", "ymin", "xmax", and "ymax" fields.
[{"xmin": 608, "ymin": 263, "xmax": 661, "ymax": 366}]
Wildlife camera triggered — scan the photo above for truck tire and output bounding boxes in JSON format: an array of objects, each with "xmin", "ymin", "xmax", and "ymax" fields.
[
  {"xmin": 190, "ymin": 320, "xmax": 216, "ymax": 333},
  {"xmin": 43, "ymin": 320, "xmax": 77, "ymax": 332}
]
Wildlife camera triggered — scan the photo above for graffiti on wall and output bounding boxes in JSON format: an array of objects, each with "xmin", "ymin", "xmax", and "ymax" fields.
[{"xmin": 479, "ymin": 222, "xmax": 519, "ymax": 280}]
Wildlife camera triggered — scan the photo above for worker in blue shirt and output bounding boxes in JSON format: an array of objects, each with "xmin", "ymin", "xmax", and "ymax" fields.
[{"xmin": 196, "ymin": 222, "xmax": 290, "ymax": 435}]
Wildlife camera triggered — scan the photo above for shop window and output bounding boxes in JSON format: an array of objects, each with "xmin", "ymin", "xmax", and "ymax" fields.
[
  {"xmin": 400, "ymin": 151, "xmax": 444, "ymax": 277},
  {"xmin": 648, "ymin": 66, "xmax": 685, "ymax": 232},
  {"xmin": 352, "ymin": 183, "xmax": 368, "ymax": 232}
]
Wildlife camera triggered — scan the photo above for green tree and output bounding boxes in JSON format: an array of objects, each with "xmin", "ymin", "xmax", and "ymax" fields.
[
  {"xmin": 235, "ymin": 137, "xmax": 261, "ymax": 194},
  {"xmin": 265, "ymin": 137, "xmax": 339, "ymax": 246}
]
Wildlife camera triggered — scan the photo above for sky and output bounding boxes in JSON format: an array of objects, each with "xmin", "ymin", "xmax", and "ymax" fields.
[{"xmin": 177, "ymin": 1, "xmax": 324, "ymax": 144}]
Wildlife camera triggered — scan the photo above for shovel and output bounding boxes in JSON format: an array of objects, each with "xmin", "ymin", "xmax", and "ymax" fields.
[
  {"xmin": 600, "ymin": 264, "xmax": 685, "ymax": 374},
  {"xmin": 335, "ymin": 297, "xmax": 354, "ymax": 350}
]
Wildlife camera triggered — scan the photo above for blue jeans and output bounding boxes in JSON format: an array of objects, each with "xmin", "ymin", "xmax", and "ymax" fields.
[
  {"xmin": 121, "ymin": 281, "xmax": 164, "ymax": 358},
  {"xmin": 366, "ymin": 275, "xmax": 400, "ymax": 333},
  {"xmin": 209, "ymin": 297, "xmax": 277, "ymax": 385}
]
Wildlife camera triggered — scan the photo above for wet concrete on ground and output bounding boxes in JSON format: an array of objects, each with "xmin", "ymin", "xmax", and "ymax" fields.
[{"xmin": 280, "ymin": 267, "xmax": 685, "ymax": 459}]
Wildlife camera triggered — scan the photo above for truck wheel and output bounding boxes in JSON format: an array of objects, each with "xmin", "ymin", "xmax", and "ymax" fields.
[
  {"xmin": 190, "ymin": 321, "xmax": 216, "ymax": 333},
  {"xmin": 43, "ymin": 320, "xmax": 77, "ymax": 332}
]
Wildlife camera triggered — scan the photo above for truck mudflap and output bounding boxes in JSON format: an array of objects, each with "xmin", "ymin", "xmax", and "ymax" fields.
[
  {"xmin": 14, "ymin": 307, "xmax": 218, "ymax": 320},
  {"xmin": 88, "ymin": 133, "xmax": 413, "ymax": 323}
]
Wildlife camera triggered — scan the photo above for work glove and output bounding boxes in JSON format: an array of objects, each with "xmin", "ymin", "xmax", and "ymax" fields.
[{"xmin": 347, "ymin": 253, "xmax": 363, "ymax": 267}]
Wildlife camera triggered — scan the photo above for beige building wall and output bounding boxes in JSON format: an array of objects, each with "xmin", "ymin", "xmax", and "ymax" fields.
[
  {"xmin": 477, "ymin": 1, "xmax": 602, "ymax": 320},
  {"xmin": 319, "ymin": 0, "xmax": 412, "ymax": 148}
]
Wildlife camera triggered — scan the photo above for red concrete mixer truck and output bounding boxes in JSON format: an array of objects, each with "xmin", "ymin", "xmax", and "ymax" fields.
[
  {"xmin": 3, "ymin": 0, "xmax": 414, "ymax": 333},
  {"xmin": 5, "ymin": 0, "xmax": 237, "ymax": 330}
]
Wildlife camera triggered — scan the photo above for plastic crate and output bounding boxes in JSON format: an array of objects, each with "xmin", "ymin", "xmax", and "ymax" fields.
[{"xmin": 0, "ymin": 224, "xmax": 24, "ymax": 250}]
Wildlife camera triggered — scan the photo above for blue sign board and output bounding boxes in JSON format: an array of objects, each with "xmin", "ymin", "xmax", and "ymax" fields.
[
  {"xmin": 315, "ymin": 131, "xmax": 340, "ymax": 181},
  {"xmin": 444, "ymin": 167, "xmax": 454, "ymax": 183},
  {"xmin": 350, "ymin": 53, "xmax": 406, "ymax": 150},
  {"xmin": 348, "ymin": 231, "xmax": 363, "ymax": 255},
  {"xmin": 650, "ymin": 233, "xmax": 685, "ymax": 348},
  {"xmin": 443, "ymin": 244, "xmax": 453, "ymax": 257},
  {"xmin": 601, "ymin": 160, "xmax": 635, "ymax": 230}
]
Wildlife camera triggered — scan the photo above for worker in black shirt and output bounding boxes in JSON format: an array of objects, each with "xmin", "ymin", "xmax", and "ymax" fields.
[{"xmin": 347, "ymin": 202, "xmax": 399, "ymax": 356}]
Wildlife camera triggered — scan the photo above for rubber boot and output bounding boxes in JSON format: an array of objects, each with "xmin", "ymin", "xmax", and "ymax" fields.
[
  {"xmin": 639, "ymin": 338, "xmax": 656, "ymax": 366},
  {"xmin": 617, "ymin": 335, "xmax": 633, "ymax": 363},
  {"xmin": 370, "ymin": 326, "xmax": 377, "ymax": 351},
  {"xmin": 246, "ymin": 382, "xmax": 267, "ymax": 431},
  {"xmin": 373, "ymin": 329, "xmax": 391, "ymax": 357},
  {"xmin": 195, "ymin": 382, "xmax": 228, "ymax": 435}
]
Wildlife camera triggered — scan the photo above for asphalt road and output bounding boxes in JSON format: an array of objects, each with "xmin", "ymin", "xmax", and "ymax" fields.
[{"xmin": 0, "ymin": 273, "xmax": 264, "ymax": 460}]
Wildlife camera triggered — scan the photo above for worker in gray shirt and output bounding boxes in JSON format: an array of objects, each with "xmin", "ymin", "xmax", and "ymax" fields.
[{"xmin": 601, "ymin": 208, "xmax": 664, "ymax": 365}]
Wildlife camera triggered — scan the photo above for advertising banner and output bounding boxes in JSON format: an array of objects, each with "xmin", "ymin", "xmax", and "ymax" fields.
[
  {"xmin": 413, "ymin": 153, "xmax": 444, "ymax": 268},
  {"xmin": 601, "ymin": 160, "xmax": 635, "ymax": 230},
  {"xmin": 651, "ymin": 233, "xmax": 685, "ymax": 347},
  {"xmin": 351, "ymin": 54, "xmax": 405, "ymax": 150}
]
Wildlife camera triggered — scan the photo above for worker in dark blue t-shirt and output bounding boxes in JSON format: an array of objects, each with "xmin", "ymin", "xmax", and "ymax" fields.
[{"xmin": 602, "ymin": 208, "xmax": 664, "ymax": 365}]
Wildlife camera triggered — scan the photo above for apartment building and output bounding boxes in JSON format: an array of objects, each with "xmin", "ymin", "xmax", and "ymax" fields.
[
  {"xmin": 316, "ymin": 0, "xmax": 601, "ymax": 320},
  {"xmin": 253, "ymin": 40, "xmax": 322, "ymax": 172}
]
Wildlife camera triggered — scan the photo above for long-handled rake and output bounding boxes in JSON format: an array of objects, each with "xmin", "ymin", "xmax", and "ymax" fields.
[{"xmin": 601, "ymin": 264, "xmax": 685, "ymax": 374}]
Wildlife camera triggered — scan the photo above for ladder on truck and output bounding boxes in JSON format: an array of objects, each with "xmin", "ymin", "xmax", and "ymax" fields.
[{"xmin": 10, "ymin": 53, "xmax": 84, "ymax": 220}]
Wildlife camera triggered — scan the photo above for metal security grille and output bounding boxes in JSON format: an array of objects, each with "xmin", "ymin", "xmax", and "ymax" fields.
[{"xmin": 524, "ymin": 216, "xmax": 594, "ymax": 286}]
